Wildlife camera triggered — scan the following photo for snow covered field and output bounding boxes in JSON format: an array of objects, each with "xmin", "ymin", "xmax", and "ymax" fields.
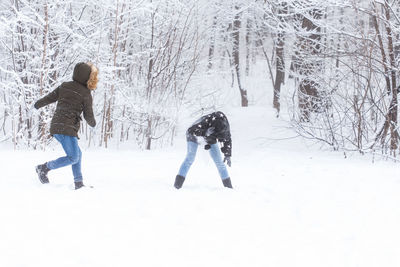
[{"xmin": 1, "ymin": 107, "xmax": 400, "ymax": 267}]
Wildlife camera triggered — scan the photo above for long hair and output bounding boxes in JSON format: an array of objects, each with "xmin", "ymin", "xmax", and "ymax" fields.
[{"xmin": 86, "ymin": 62, "xmax": 98, "ymax": 90}]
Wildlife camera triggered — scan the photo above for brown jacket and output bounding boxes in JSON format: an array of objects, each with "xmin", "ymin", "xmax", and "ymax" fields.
[{"xmin": 35, "ymin": 63, "xmax": 96, "ymax": 137}]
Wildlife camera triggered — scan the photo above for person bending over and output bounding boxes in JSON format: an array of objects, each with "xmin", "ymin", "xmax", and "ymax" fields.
[{"xmin": 174, "ymin": 111, "xmax": 233, "ymax": 189}]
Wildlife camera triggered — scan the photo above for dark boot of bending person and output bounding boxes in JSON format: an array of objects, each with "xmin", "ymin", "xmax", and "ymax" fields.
[
  {"xmin": 222, "ymin": 177, "xmax": 233, "ymax": 189},
  {"xmin": 34, "ymin": 62, "xmax": 98, "ymax": 190},
  {"xmin": 175, "ymin": 111, "xmax": 233, "ymax": 189},
  {"xmin": 174, "ymin": 175, "xmax": 185, "ymax": 189}
]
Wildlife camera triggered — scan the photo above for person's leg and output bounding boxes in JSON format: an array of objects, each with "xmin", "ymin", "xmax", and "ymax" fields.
[
  {"xmin": 47, "ymin": 134, "xmax": 81, "ymax": 171},
  {"xmin": 175, "ymin": 141, "xmax": 198, "ymax": 189},
  {"xmin": 178, "ymin": 141, "xmax": 198, "ymax": 177},
  {"xmin": 71, "ymin": 146, "xmax": 82, "ymax": 183},
  {"xmin": 36, "ymin": 134, "xmax": 79, "ymax": 184},
  {"xmin": 209, "ymin": 143, "xmax": 229, "ymax": 179},
  {"xmin": 209, "ymin": 143, "xmax": 232, "ymax": 188}
]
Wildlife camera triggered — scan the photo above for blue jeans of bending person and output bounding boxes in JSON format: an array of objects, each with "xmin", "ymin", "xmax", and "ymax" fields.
[
  {"xmin": 178, "ymin": 141, "xmax": 229, "ymax": 180},
  {"xmin": 46, "ymin": 134, "xmax": 83, "ymax": 182}
]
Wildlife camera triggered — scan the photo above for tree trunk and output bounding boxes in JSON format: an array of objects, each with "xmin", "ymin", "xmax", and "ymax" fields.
[
  {"xmin": 273, "ymin": 2, "xmax": 287, "ymax": 115},
  {"xmin": 296, "ymin": 9, "xmax": 323, "ymax": 121},
  {"xmin": 146, "ymin": 118, "xmax": 152, "ymax": 150},
  {"xmin": 145, "ymin": 11, "xmax": 156, "ymax": 150},
  {"xmin": 372, "ymin": 2, "xmax": 399, "ymax": 152},
  {"xmin": 372, "ymin": 4, "xmax": 391, "ymax": 95},
  {"xmin": 208, "ymin": 16, "xmax": 217, "ymax": 70},
  {"xmin": 384, "ymin": 2, "xmax": 398, "ymax": 152},
  {"xmin": 39, "ymin": 3, "xmax": 49, "ymax": 144},
  {"xmin": 103, "ymin": 1, "xmax": 121, "ymax": 148},
  {"xmin": 232, "ymin": 6, "xmax": 248, "ymax": 107},
  {"xmin": 245, "ymin": 17, "xmax": 251, "ymax": 76}
]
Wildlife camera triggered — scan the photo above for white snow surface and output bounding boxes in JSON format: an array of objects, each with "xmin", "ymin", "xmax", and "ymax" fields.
[{"xmin": 1, "ymin": 107, "xmax": 400, "ymax": 267}]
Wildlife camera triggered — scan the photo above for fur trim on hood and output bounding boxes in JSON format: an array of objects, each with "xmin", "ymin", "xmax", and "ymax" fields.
[{"xmin": 86, "ymin": 62, "xmax": 98, "ymax": 90}]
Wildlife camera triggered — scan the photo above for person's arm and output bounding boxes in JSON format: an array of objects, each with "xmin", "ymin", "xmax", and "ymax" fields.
[
  {"xmin": 218, "ymin": 114, "xmax": 232, "ymax": 157},
  {"xmin": 188, "ymin": 116, "xmax": 209, "ymax": 137},
  {"xmin": 83, "ymin": 93, "xmax": 96, "ymax": 127},
  {"xmin": 221, "ymin": 137, "xmax": 232, "ymax": 157},
  {"xmin": 34, "ymin": 86, "xmax": 60, "ymax": 109}
]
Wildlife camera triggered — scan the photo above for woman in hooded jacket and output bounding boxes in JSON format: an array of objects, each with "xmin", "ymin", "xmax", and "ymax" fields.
[
  {"xmin": 174, "ymin": 111, "xmax": 233, "ymax": 189},
  {"xmin": 34, "ymin": 62, "xmax": 98, "ymax": 190}
]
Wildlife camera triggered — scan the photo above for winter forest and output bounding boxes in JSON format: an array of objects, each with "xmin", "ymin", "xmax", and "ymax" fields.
[
  {"xmin": 2, "ymin": 1, "xmax": 400, "ymax": 266},
  {"xmin": 0, "ymin": 0, "xmax": 400, "ymax": 155}
]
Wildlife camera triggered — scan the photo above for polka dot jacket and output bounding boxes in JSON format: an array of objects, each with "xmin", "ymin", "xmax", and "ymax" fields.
[{"xmin": 186, "ymin": 111, "xmax": 232, "ymax": 157}]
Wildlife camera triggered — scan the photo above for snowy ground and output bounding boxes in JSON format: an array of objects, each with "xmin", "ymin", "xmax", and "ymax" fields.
[{"xmin": 1, "ymin": 107, "xmax": 400, "ymax": 267}]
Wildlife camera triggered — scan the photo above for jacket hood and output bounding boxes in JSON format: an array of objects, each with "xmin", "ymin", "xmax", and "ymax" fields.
[{"xmin": 73, "ymin": 62, "xmax": 91, "ymax": 86}]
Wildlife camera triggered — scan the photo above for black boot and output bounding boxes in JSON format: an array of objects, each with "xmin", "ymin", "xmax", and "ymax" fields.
[
  {"xmin": 222, "ymin": 177, "xmax": 233, "ymax": 189},
  {"xmin": 35, "ymin": 163, "xmax": 50, "ymax": 184},
  {"xmin": 74, "ymin": 181, "xmax": 85, "ymax": 190},
  {"xmin": 174, "ymin": 175, "xmax": 185, "ymax": 189}
]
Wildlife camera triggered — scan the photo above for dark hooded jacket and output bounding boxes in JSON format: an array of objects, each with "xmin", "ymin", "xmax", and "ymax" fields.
[
  {"xmin": 34, "ymin": 63, "xmax": 96, "ymax": 137},
  {"xmin": 187, "ymin": 111, "xmax": 232, "ymax": 157}
]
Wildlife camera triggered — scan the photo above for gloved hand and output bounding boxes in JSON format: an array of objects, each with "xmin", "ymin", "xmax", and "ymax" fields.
[
  {"xmin": 33, "ymin": 101, "xmax": 39, "ymax": 109},
  {"xmin": 224, "ymin": 156, "xmax": 231, "ymax": 167},
  {"xmin": 193, "ymin": 128, "xmax": 202, "ymax": 136},
  {"xmin": 204, "ymin": 144, "xmax": 211, "ymax": 150}
]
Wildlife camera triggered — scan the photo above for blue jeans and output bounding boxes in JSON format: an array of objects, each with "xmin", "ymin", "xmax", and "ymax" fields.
[
  {"xmin": 47, "ymin": 134, "xmax": 83, "ymax": 182},
  {"xmin": 178, "ymin": 141, "xmax": 229, "ymax": 180}
]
